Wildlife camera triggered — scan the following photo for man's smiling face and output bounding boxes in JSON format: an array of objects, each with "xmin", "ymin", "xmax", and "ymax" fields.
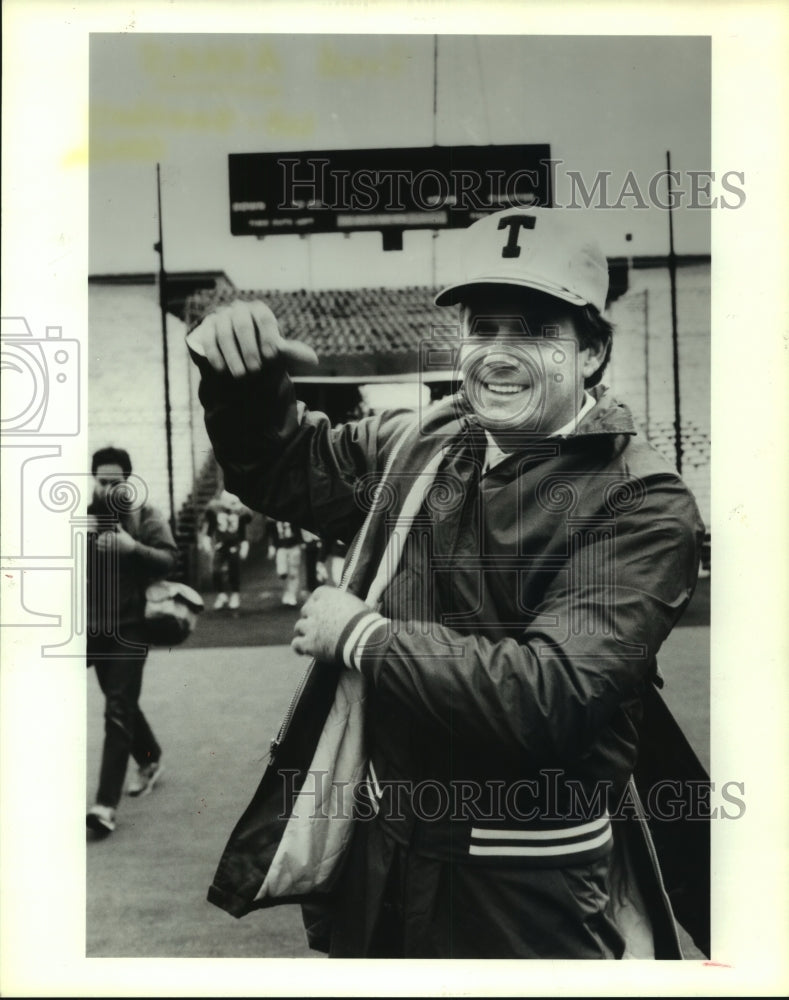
[{"xmin": 457, "ymin": 287, "xmax": 605, "ymax": 442}]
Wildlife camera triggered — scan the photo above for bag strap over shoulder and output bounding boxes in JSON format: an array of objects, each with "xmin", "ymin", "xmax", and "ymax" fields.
[
  {"xmin": 364, "ymin": 441, "xmax": 456, "ymax": 608},
  {"xmin": 341, "ymin": 415, "xmax": 464, "ymax": 603}
]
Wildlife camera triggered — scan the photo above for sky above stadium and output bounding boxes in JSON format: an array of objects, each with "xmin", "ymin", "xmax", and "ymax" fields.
[{"xmin": 89, "ymin": 34, "xmax": 713, "ymax": 289}]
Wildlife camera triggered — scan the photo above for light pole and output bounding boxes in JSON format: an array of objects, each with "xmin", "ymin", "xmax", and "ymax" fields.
[
  {"xmin": 153, "ymin": 162, "xmax": 176, "ymax": 533},
  {"xmin": 666, "ymin": 151, "xmax": 683, "ymax": 476}
]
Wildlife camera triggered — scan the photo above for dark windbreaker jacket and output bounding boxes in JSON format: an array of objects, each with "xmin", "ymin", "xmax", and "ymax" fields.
[{"xmin": 196, "ymin": 354, "xmax": 709, "ymax": 957}]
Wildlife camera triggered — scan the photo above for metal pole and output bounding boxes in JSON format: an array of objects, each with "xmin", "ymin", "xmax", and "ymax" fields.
[
  {"xmin": 643, "ymin": 289, "xmax": 651, "ymax": 439},
  {"xmin": 666, "ymin": 151, "xmax": 683, "ymax": 475},
  {"xmin": 431, "ymin": 35, "xmax": 438, "ymax": 288},
  {"xmin": 432, "ymin": 35, "xmax": 438, "ymax": 145},
  {"xmin": 154, "ymin": 163, "xmax": 177, "ymax": 533}
]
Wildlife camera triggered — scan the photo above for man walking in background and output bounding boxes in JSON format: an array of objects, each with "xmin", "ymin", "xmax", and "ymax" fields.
[{"xmin": 86, "ymin": 447, "xmax": 177, "ymax": 836}]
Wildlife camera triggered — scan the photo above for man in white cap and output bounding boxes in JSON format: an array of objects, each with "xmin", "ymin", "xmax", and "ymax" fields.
[{"xmin": 188, "ymin": 208, "xmax": 706, "ymax": 959}]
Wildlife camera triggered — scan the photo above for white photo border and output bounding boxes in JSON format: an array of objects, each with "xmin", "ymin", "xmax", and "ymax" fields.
[{"xmin": 1, "ymin": 1, "xmax": 788, "ymax": 996}]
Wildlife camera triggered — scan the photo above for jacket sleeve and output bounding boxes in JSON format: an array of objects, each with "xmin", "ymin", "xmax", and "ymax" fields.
[
  {"xmin": 193, "ymin": 354, "xmax": 412, "ymax": 542},
  {"xmin": 345, "ymin": 475, "xmax": 703, "ymax": 766},
  {"xmin": 124, "ymin": 504, "xmax": 178, "ymax": 578}
]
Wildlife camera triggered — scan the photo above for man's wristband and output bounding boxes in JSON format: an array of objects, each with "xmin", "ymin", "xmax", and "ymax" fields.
[{"xmin": 335, "ymin": 609, "xmax": 390, "ymax": 671}]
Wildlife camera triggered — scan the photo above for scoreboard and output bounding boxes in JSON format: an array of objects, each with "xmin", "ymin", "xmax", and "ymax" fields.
[{"xmin": 229, "ymin": 144, "xmax": 553, "ymax": 245}]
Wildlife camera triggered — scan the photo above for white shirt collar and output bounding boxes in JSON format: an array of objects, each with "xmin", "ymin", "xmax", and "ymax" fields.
[{"xmin": 550, "ymin": 391, "xmax": 597, "ymax": 439}]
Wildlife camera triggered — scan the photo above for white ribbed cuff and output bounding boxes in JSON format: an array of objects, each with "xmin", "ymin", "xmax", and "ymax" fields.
[{"xmin": 336, "ymin": 610, "xmax": 390, "ymax": 671}]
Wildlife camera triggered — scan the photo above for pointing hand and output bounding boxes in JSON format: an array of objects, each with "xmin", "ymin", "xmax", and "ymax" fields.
[{"xmin": 187, "ymin": 299, "xmax": 318, "ymax": 377}]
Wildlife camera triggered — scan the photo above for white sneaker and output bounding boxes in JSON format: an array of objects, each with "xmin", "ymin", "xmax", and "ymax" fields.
[
  {"xmin": 281, "ymin": 593, "xmax": 298, "ymax": 607},
  {"xmin": 229, "ymin": 592, "xmax": 240, "ymax": 609},
  {"xmin": 86, "ymin": 804, "xmax": 116, "ymax": 836},
  {"xmin": 213, "ymin": 592, "xmax": 229, "ymax": 609},
  {"xmin": 127, "ymin": 760, "xmax": 164, "ymax": 797}
]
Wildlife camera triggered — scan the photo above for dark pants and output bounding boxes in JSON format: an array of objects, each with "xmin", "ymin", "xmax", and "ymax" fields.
[
  {"xmin": 213, "ymin": 544, "xmax": 241, "ymax": 592},
  {"xmin": 325, "ymin": 819, "xmax": 625, "ymax": 959},
  {"xmin": 304, "ymin": 544, "xmax": 320, "ymax": 591},
  {"xmin": 88, "ymin": 632, "xmax": 161, "ymax": 809}
]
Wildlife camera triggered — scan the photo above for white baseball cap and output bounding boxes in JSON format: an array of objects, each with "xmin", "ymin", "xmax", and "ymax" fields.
[{"xmin": 434, "ymin": 207, "xmax": 609, "ymax": 313}]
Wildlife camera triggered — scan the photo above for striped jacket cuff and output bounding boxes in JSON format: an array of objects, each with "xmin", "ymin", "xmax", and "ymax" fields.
[
  {"xmin": 335, "ymin": 609, "xmax": 390, "ymax": 671},
  {"xmin": 468, "ymin": 814, "xmax": 613, "ymax": 862}
]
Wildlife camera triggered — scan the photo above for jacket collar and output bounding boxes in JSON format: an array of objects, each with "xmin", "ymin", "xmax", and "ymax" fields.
[{"xmin": 569, "ymin": 385, "xmax": 638, "ymax": 438}]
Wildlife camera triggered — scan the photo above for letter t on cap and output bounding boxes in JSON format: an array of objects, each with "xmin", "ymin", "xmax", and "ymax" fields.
[{"xmin": 497, "ymin": 214, "xmax": 537, "ymax": 258}]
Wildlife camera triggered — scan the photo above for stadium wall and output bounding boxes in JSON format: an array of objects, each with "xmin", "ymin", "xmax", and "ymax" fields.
[{"xmin": 88, "ymin": 279, "xmax": 213, "ymax": 519}]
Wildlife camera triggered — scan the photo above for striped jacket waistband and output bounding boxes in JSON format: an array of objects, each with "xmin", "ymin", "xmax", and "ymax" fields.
[
  {"xmin": 468, "ymin": 814, "xmax": 613, "ymax": 860},
  {"xmin": 366, "ymin": 762, "xmax": 614, "ymax": 869}
]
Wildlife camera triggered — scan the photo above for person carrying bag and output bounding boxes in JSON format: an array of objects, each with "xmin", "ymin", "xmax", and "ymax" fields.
[{"xmin": 86, "ymin": 447, "xmax": 180, "ymax": 837}]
